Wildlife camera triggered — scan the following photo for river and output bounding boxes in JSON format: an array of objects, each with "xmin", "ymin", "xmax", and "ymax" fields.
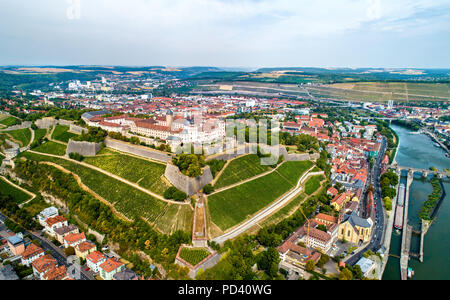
[{"xmin": 383, "ymin": 125, "xmax": 450, "ymax": 280}]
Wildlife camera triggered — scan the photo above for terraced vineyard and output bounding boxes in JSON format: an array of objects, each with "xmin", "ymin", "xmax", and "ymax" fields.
[
  {"xmin": 20, "ymin": 151, "xmax": 191, "ymax": 234},
  {"xmin": 214, "ymin": 154, "xmax": 271, "ymax": 189},
  {"xmin": 208, "ymin": 161, "xmax": 313, "ymax": 231},
  {"xmin": 83, "ymin": 148, "xmax": 171, "ymax": 196},
  {"xmin": 33, "ymin": 128, "xmax": 48, "ymax": 143},
  {"xmin": 3, "ymin": 128, "xmax": 32, "ymax": 147},
  {"xmin": 0, "ymin": 177, "xmax": 32, "ymax": 204},
  {"xmin": 33, "ymin": 141, "xmax": 67, "ymax": 156},
  {"xmin": 0, "ymin": 116, "xmax": 21, "ymax": 127},
  {"xmin": 51, "ymin": 125, "xmax": 78, "ymax": 143}
]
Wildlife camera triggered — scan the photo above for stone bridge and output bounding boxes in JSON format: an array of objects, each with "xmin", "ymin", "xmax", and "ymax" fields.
[{"xmin": 388, "ymin": 164, "xmax": 449, "ymax": 179}]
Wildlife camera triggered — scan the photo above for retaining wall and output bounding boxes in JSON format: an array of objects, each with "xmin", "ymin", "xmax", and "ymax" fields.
[
  {"xmin": 164, "ymin": 163, "xmax": 213, "ymax": 196},
  {"xmin": 69, "ymin": 124, "xmax": 88, "ymax": 135},
  {"xmin": 66, "ymin": 140, "xmax": 101, "ymax": 157},
  {"xmin": 104, "ymin": 138, "xmax": 172, "ymax": 163}
]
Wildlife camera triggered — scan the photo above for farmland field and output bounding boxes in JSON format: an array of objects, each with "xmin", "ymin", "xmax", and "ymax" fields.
[
  {"xmin": 33, "ymin": 141, "xmax": 67, "ymax": 156},
  {"xmin": 0, "ymin": 177, "xmax": 32, "ymax": 204},
  {"xmin": 33, "ymin": 128, "xmax": 48, "ymax": 143},
  {"xmin": 83, "ymin": 148, "xmax": 170, "ymax": 196},
  {"xmin": 4, "ymin": 128, "xmax": 32, "ymax": 147},
  {"xmin": 261, "ymin": 193, "xmax": 307, "ymax": 227},
  {"xmin": 20, "ymin": 152, "xmax": 172, "ymax": 227},
  {"xmin": 214, "ymin": 154, "xmax": 271, "ymax": 189},
  {"xmin": 0, "ymin": 116, "xmax": 21, "ymax": 127},
  {"xmin": 307, "ymin": 82, "xmax": 450, "ymax": 102},
  {"xmin": 304, "ymin": 174, "xmax": 325, "ymax": 195},
  {"xmin": 179, "ymin": 247, "xmax": 211, "ymax": 266},
  {"xmin": 51, "ymin": 125, "xmax": 77, "ymax": 143}
]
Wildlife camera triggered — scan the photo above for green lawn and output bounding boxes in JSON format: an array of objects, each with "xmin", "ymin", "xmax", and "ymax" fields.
[
  {"xmin": 51, "ymin": 125, "xmax": 77, "ymax": 143},
  {"xmin": 20, "ymin": 151, "xmax": 169, "ymax": 224},
  {"xmin": 179, "ymin": 247, "xmax": 211, "ymax": 266},
  {"xmin": 304, "ymin": 175, "xmax": 325, "ymax": 195},
  {"xmin": 214, "ymin": 154, "xmax": 271, "ymax": 189},
  {"xmin": 83, "ymin": 149, "xmax": 170, "ymax": 196},
  {"xmin": 0, "ymin": 116, "xmax": 21, "ymax": 127},
  {"xmin": 4, "ymin": 128, "xmax": 32, "ymax": 147},
  {"xmin": 33, "ymin": 141, "xmax": 67, "ymax": 156},
  {"xmin": 0, "ymin": 177, "xmax": 32, "ymax": 204}
]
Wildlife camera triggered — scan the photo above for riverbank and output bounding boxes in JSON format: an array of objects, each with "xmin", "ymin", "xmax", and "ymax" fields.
[{"xmin": 383, "ymin": 125, "xmax": 450, "ymax": 280}]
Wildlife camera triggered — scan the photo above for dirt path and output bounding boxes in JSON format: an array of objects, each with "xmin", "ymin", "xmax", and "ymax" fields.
[{"xmin": 39, "ymin": 161, "xmax": 133, "ymax": 223}]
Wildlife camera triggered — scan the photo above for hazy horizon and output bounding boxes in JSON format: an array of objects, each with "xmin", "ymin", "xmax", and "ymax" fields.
[{"xmin": 1, "ymin": 0, "xmax": 450, "ymax": 68}]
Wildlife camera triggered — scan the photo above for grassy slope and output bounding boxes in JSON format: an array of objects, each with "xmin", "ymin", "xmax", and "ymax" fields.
[
  {"xmin": 0, "ymin": 177, "xmax": 32, "ymax": 204},
  {"xmin": 214, "ymin": 154, "xmax": 271, "ymax": 189},
  {"xmin": 33, "ymin": 128, "xmax": 47, "ymax": 143},
  {"xmin": 304, "ymin": 175, "xmax": 325, "ymax": 195},
  {"xmin": 0, "ymin": 116, "xmax": 21, "ymax": 127},
  {"xmin": 51, "ymin": 125, "xmax": 77, "ymax": 143},
  {"xmin": 4, "ymin": 128, "xmax": 32, "ymax": 147},
  {"xmin": 33, "ymin": 141, "xmax": 67, "ymax": 156}
]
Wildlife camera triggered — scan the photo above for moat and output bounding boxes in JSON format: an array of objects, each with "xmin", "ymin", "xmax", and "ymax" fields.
[{"xmin": 383, "ymin": 125, "xmax": 450, "ymax": 280}]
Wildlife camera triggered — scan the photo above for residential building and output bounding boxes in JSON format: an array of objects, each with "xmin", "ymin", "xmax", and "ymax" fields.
[
  {"xmin": 113, "ymin": 268, "xmax": 139, "ymax": 280},
  {"xmin": 37, "ymin": 206, "xmax": 59, "ymax": 227},
  {"xmin": 63, "ymin": 232, "xmax": 86, "ymax": 249},
  {"xmin": 32, "ymin": 254, "xmax": 58, "ymax": 279},
  {"xmin": 43, "ymin": 265, "xmax": 69, "ymax": 281},
  {"xmin": 99, "ymin": 258, "xmax": 125, "ymax": 280},
  {"xmin": 54, "ymin": 225, "xmax": 79, "ymax": 244},
  {"xmin": 45, "ymin": 215, "xmax": 68, "ymax": 236},
  {"xmin": 75, "ymin": 241, "xmax": 96, "ymax": 260},
  {"xmin": 21, "ymin": 243, "xmax": 44, "ymax": 266},
  {"xmin": 86, "ymin": 251, "xmax": 107, "ymax": 273},
  {"xmin": 6, "ymin": 235, "xmax": 25, "ymax": 256}
]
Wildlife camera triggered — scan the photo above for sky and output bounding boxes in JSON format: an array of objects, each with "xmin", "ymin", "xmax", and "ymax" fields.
[{"xmin": 1, "ymin": 0, "xmax": 450, "ymax": 69}]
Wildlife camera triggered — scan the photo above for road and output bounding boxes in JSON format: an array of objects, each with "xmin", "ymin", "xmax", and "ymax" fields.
[
  {"xmin": 0, "ymin": 211, "xmax": 93, "ymax": 280},
  {"xmin": 346, "ymin": 137, "xmax": 387, "ymax": 266}
]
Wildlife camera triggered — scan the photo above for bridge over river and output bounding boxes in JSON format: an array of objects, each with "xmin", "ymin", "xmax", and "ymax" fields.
[{"xmin": 388, "ymin": 164, "xmax": 449, "ymax": 179}]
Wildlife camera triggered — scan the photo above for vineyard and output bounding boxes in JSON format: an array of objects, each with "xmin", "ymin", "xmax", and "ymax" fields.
[
  {"xmin": 33, "ymin": 141, "xmax": 67, "ymax": 156},
  {"xmin": 214, "ymin": 154, "xmax": 271, "ymax": 189},
  {"xmin": 3, "ymin": 128, "xmax": 32, "ymax": 147},
  {"xmin": 20, "ymin": 151, "xmax": 192, "ymax": 234},
  {"xmin": 51, "ymin": 125, "xmax": 78, "ymax": 143},
  {"xmin": 0, "ymin": 177, "xmax": 32, "ymax": 204},
  {"xmin": 83, "ymin": 148, "xmax": 171, "ymax": 196},
  {"xmin": 179, "ymin": 247, "xmax": 211, "ymax": 266}
]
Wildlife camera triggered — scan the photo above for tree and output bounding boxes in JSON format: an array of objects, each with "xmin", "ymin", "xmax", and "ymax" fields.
[
  {"xmin": 203, "ymin": 184, "xmax": 214, "ymax": 195},
  {"xmin": 64, "ymin": 247, "xmax": 75, "ymax": 256},
  {"xmin": 305, "ymin": 260, "xmax": 316, "ymax": 272},
  {"xmin": 339, "ymin": 268, "xmax": 353, "ymax": 280}
]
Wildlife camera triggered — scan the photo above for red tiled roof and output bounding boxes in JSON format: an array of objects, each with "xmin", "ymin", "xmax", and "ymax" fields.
[
  {"xmin": 64, "ymin": 232, "xmax": 86, "ymax": 245},
  {"xmin": 32, "ymin": 254, "xmax": 57, "ymax": 274},
  {"xmin": 100, "ymin": 258, "xmax": 124, "ymax": 273},
  {"xmin": 22, "ymin": 243, "xmax": 44, "ymax": 260},
  {"xmin": 76, "ymin": 241, "xmax": 96, "ymax": 253},
  {"xmin": 86, "ymin": 251, "xmax": 107, "ymax": 264},
  {"xmin": 45, "ymin": 215, "xmax": 66, "ymax": 227}
]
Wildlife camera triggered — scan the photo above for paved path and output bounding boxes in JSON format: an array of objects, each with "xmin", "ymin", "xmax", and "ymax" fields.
[
  {"xmin": 27, "ymin": 150, "xmax": 189, "ymax": 206},
  {"xmin": 212, "ymin": 167, "xmax": 322, "ymax": 244}
]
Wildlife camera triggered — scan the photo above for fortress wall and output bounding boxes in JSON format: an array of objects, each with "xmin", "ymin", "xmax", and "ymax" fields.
[
  {"xmin": 104, "ymin": 138, "xmax": 172, "ymax": 163},
  {"xmin": 66, "ymin": 140, "xmax": 101, "ymax": 157},
  {"xmin": 69, "ymin": 124, "xmax": 88, "ymax": 135},
  {"xmin": 164, "ymin": 163, "xmax": 213, "ymax": 196}
]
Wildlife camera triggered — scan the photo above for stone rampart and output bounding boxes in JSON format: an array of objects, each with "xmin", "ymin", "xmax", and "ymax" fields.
[
  {"xmin": 66, "ymin": 140, "xmax": 101, "ymax": 157},
  {"xmin": 164, "ymin": 162, "xmax": 213, "ymax": 196},
  {"xmin": 104, "ymin": 138, "xmax": 172, "ymax": 163}
]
